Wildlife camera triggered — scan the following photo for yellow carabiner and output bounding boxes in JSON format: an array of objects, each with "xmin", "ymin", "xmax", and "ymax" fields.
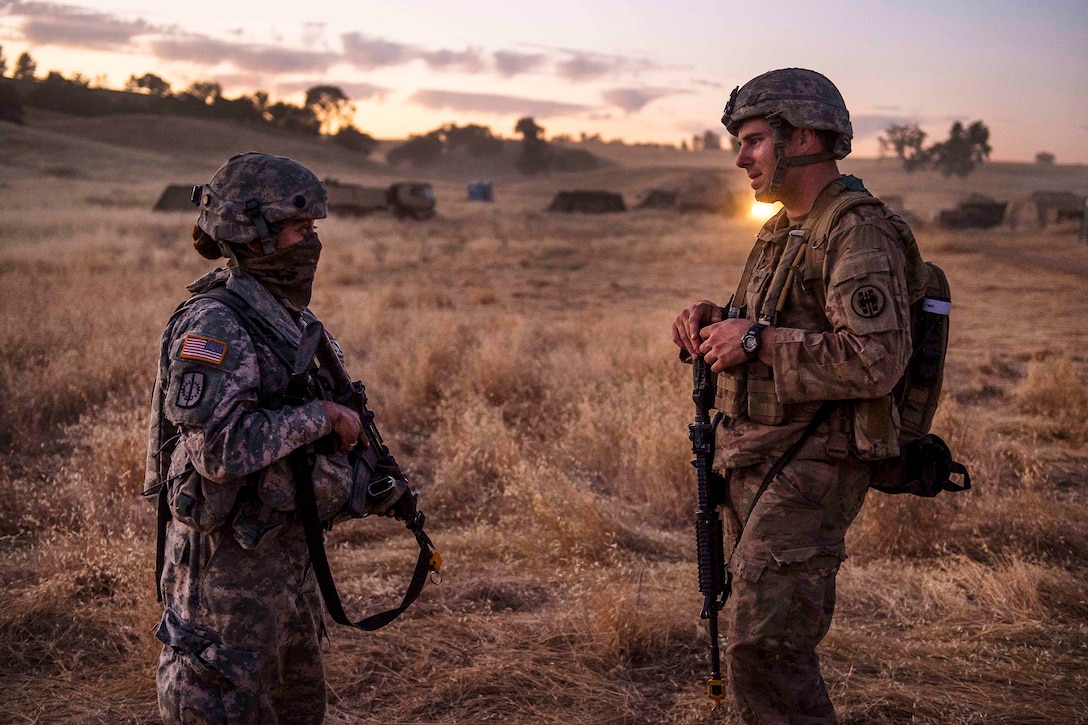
[
  {"xmin": 707, "ymin": 677, "xmax": 725, "ymax": 707},
  {"xmin": 429, "ymin": 550, "xmax": 443, "ymax": 584}
]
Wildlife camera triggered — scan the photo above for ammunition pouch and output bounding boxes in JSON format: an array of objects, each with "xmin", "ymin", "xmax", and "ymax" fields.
[
  {"xmin": 169, "ymin": 464, "xmax": 244, "ymax": 535},
  {"xmin": 716, "ymin": 360, "xmax": 785, "ymax": 425},
  {"xmin": 715, "ymin": 367, "xmax": 746, "ymax": 418},
  {"xmin": 745, "ymin": 360, "xmax": 784, "ymax": 425}
]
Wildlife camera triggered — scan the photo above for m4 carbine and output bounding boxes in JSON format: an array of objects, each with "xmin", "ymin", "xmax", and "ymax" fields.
[{"xmin": 689, "ymin": 355, "xmax": 728, "ymax": 708}]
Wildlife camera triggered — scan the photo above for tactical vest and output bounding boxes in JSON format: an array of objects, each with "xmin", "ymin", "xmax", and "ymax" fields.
[
  {"xmin": 717, "ymin": 178, "xmax": 946, "ymax": 460},
  {"xmin": 144, "ymin": 284, "xmax": 319, "ymax": 568}
]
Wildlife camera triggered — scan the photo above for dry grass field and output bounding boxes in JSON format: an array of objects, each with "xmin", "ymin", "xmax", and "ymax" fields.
[{"xmin": 2, "ymin": 111, "xmax": 1087, "ymax": 724}]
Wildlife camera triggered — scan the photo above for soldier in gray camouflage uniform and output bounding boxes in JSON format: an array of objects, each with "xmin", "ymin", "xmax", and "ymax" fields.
[
  {"xmin": 673, "ymin": 69, "xmax": 926, "ymax": 723},
  {"xmin": 145, "ymin": 153, "xmax": 368, "ymax": 724}
]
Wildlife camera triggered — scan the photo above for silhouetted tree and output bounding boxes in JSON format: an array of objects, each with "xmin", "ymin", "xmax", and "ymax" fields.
[
  {"xmin": 0, "ymin": 46, "xmax": 7, "ymax": 77},
  {"xmin": 444, "ymin": 123, "xmax": 503, "ymax": 156},
  {"xmin": 878, "ymin": 123, "xmax": 929, "ymax": 171},
  {"xmin": 13, "ymin": 51, "xmax": 36, "ymax": 81},
  {"xmin": 702, "ymin": 130, "xmax": 722, "ymax": 150},
  {"xmin": 210, "ymin": 95, "xmax": 264, "ymax": 124},
  {"xmin": 266, "ymin": 101, "xmax": 320, "ymax": 134},
  {"xmin": 334, "ymin": 126, "xmax": 377, "ymax": 156},
  {"xmin": 125, "ymin": 72, "xmax": 171, "ymax": 97},
  {"xmin": 515, "ymin": 116, "xmax": 549, "ymax": 174},
  {"xmin": 304, "ymin": 85, "xmax": 353, "ymax": 135},
  {"xmin": 929, "ymin": 120, "xmax": 991, "ymax": 177},
  {"xmin": 1035, "ymin": 152, "xmax": 1055, "ymax": 166},
  {"xmin": 182, "ymin": 81, "xmax": 222, "ymax": 105},
  {"xmin": 251, "ymin": 91, "xmax": 269, "ymax": 114},
  {"xmin": 386, "ymin": 132, "xmax": 444, "ymax": 167}
]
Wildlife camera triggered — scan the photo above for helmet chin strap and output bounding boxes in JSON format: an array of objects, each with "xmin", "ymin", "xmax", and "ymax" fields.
[
  {"xmin": 761, "ymin": 115, "xmax": 836, "ymax": 203},
  {"xmin": 244, "ymin": 199, "xmax": 277, "ymax": 255}
]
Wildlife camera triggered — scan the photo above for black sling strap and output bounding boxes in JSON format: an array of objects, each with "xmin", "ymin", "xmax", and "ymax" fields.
[
  {"xmin": 290, "ymin": 448, "xmax": 438, "ymax": 630},
  {"xmin": 749, "ymin": 400, "xmax": 837, "ymax": 513}
]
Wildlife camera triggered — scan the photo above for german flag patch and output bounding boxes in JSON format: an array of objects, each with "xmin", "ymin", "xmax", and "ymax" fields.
[{"xmin": 179, "ymin": 333, "xmax": 228, "ymax": 365}]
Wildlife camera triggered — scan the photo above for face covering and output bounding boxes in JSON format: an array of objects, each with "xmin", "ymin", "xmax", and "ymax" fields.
[{"xmin": 231, "ymin": 233, "xmax": 322, "ymax": 307}]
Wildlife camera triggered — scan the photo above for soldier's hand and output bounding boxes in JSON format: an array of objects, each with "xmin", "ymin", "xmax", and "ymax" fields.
[
  {"xmin": 672, "ymin": 300, "xmax": 723, "ymax": 358},
  {"xmin": 699, "ymin": 319, "xmax": 773, "ymax": 373},
  {"xmin": 321, "ymin": 401, "xmax": 363, "ymax": 452}
]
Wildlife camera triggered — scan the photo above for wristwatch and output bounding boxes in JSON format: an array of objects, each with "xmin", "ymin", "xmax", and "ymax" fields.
[{"xmin": 740, "ymin": 322, "xmax": 767, "ymax": 359}]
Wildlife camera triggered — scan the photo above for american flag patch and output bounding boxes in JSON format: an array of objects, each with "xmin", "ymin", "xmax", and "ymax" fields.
[{"xmin": 179, "ymin": 334, "xmax": 228, "ymax": 365}]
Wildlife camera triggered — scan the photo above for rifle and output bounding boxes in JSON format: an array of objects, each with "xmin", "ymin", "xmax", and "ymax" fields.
[
  {"xmin": 689, "ymin": 354, "xmax": 728, "ymax": 709},
  {"xmin": 290, "ymin": 321, "xmax": 442, "ymax": 631}
]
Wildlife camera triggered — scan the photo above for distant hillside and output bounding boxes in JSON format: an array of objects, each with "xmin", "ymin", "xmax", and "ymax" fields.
[{"xmin": 30, "ymin": 110, "xmax": 384, "ymax": 176}]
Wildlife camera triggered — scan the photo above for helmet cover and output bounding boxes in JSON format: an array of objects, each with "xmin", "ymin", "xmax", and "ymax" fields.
[
  {"xmin": 195, "ymin": 152, "xmax": 327, "ymax": 245},
  {"xmin": 722, "ymin": 68, "xmax": 852, "ymax": 159}
]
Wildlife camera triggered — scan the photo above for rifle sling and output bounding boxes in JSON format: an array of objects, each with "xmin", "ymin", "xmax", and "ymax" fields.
[
  {"xmin": 741, "ymin": 400, "xmax": 837, "ymax": 531},
  {"xmin": 291, "ymin": 448, "xmax": 436, "ymax": 631}
]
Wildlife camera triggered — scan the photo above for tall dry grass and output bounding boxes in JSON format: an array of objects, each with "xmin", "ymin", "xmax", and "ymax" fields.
[{"xmin": 2, "ymin": 167, "xmax": 1088, "ymax": 724}]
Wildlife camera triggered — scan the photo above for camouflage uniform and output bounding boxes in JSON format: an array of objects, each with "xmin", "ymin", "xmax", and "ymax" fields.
[
  {"xmin": 146, "ymin": 154, "xmax": 350, "ymax": 724},
  {"xmin": 713, "ymin": 71, "xmax": 921, "ymax": 724}
]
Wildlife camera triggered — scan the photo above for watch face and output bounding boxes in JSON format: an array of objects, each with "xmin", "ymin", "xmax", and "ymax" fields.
[{"xmin": 741, "ymin": 332, "xmax": 759, "ymax": 354}]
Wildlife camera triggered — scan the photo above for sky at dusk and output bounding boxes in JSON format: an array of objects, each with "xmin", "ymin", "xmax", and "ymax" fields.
[{"xmin": 1, "ymin": 0, "xmax": 1086, "ymax": 163}]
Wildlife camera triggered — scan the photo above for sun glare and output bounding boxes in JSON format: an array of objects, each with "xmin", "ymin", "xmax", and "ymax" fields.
[{"xmin": 749, "ymin": 201, "xmax": 780, "ymax": 221}]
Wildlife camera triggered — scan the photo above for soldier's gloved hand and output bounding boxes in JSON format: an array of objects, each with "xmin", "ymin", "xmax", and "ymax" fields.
[{"xmin": 321, "ymin": 401, "xmax": 363, "ymax": 452}]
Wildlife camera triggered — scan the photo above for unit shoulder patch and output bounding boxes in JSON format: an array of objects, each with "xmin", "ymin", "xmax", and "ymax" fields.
[
  {"xmin": 851, "ymin": 285, "xmax": 887, "ymax": 319},
  {"xmin": 175, "ymin": 372, "xmax": 206, "ymax": 408}
]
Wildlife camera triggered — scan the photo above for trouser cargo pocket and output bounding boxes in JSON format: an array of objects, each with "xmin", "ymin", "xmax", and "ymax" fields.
[{"xmin": 155, "ymin": 607, "xmax": 263, "ymax": 724}]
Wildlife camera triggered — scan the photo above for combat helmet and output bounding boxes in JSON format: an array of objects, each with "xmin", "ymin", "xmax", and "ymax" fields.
[
  {"xmin": 193, "ymin": 152, "xmax": 327, "ymax": 255},
  {"xmin": 721, "ymin": 68, "xmax": 852, "ymax": 201}
]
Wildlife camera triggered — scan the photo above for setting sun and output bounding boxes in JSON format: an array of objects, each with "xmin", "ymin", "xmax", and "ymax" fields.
[{"xmin": 749, "ymin": 201, "xmax": 780, "ymax": 221}]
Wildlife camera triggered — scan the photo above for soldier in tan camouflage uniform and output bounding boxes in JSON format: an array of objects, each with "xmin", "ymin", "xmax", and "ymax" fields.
[
  {"xmin": 145, "ymin": 153, "xmax": 369, "ymax": 724},
  {"xmin": 672, "ymin": 69, "xmax": 925, "ymax": 724}
]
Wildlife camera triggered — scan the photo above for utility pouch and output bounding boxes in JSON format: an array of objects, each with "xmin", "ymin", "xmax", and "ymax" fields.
[
  {"xmin": 169, "ymin": 465, "xmax": 243, "ymax": 534},
  {"xmin": 826, "ymin": 405, "xmax": 853, "ymax": 459},
  {"xmin": 851, "ymin": 395, "xmax": 901, "ymax": 460},
  {"xmin": 715, "ymin": 368, "xmax": 747, "ymax": 418},
  {"xmin": 745, "ymin": 360, "xmax": 785, "ymax": 425},
  {"xmin": 231, "ymin": 498, "xmax": 288, "ymax": 552}
]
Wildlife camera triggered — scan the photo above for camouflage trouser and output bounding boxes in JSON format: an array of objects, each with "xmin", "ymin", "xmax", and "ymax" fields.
[
  {"xmin": 723, "ymin": 455, "xmax": 871, "ymax": 725},
  {"xmin": 154, "ymin": 520, "xmax": 326, "ymax": 724}
]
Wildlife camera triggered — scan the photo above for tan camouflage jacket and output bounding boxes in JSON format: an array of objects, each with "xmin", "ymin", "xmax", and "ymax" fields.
[
  {"xmin": 715, "ymin": 179, "xmax": 917, "ymax": 468},
  {"xmin": 144, "ymin": 267, "xmax": 351, "ymax": 525}
]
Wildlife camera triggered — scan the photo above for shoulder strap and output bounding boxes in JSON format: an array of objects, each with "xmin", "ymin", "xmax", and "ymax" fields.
[
  {"xmin": 182, "ymin": 285, "xmax": 297, "ymax": 371},
  {"xmin": 801, "ymin": 187, "xmax": 883, "ymax": 286},
  {"xmin": 728, "ymin": 209, "xmax": 789, "ymax": 316}
]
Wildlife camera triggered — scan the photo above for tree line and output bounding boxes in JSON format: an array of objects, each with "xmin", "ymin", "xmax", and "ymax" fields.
[
  {"xmin": 0, "ymin": 46, "xmax": 378, "ymax": 153},
  {"xmin": 878, "ymin": 121, "xmax": 993, "ymax": 177},
  {"xmin": 0, "ymin": 46, "xmax": 605, "ymax": 174}
]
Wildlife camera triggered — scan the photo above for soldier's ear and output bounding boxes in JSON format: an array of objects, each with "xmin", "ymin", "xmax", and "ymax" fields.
[{"xmin": 790, "ymin": 127, "xmax": 821, "ymax": 153}]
